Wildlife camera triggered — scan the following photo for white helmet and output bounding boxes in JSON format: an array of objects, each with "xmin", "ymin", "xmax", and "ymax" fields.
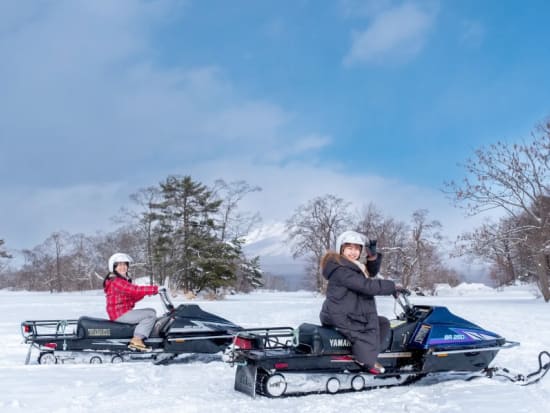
[
  {"xmin": 108, "ymin": 253, "xmax": 133, "ymax": 273},
  {"xmin": 336, "ymin": 231, "xmax": 367, "ymax": 254}
]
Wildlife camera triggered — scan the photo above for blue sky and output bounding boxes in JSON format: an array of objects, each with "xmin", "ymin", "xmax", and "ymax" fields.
[{"xmin": 1, "ymin": 0, "xmax": 550, "ymax": 255}]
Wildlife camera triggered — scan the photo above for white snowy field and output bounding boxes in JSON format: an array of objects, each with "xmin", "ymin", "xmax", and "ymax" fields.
[{"xmin": 1, "ymin": 285, "xmax": 549, "ymax": 413}]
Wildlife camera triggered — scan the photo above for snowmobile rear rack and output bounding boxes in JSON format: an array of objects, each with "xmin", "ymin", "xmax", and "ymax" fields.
[
  {"xmin": 223, "ymin": 327, "xmax": 295, "ymax": 365},
  {"xmin": 21, "ymin": 319, "xmax": 79, "ymax": 364},
  {"xmin": 22, "ymin": 319, "xmax": 78, "ymax": 340}
]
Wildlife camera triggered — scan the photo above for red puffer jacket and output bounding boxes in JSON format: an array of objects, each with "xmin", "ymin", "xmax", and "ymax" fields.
[{"xmin": 104, "ymin": 276, "xmax": 158, "ymax": 320}]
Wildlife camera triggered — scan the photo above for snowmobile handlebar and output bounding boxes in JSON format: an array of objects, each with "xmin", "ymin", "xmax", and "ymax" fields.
[
  {"xmin": 394, "ymin": 291, "xmax": 416, "ymax": 319},
  {"xmin": 158, "ymin": 288, "xmax": 175, "ymax": 313}
]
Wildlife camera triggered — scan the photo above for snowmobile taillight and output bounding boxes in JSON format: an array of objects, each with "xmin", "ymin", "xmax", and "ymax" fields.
[
  {"xmin": 23, "ymin": 324, "xmax": 32, "ymax": 333},
  {"xmin": 43, "ymin": 342, "xmax": 57, "ymax": 350},
  {"xmin": 274, "ymin": 362, "xmax": 289, "ymax": 369},
  {"xmin": 330, "ymin": 355, "xmax": 354, "ymax": 362},
  {"xmin": 233, "ymin": 336, "xmax": 253, "ymax": 350}
]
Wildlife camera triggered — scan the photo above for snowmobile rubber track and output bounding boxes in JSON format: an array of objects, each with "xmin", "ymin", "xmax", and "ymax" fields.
[{"xmin": 235, "ymin": 364, "xmax": 425, "ymax": 398}]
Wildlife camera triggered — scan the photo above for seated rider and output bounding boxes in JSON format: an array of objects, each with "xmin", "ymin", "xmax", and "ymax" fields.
[
  {"xmin": 103, "ymin": 253, "xmax": 159, "ymax": 351},
  {"xmin": 320, "ymin": 230, "xmax": 404, "ymax": 374}
]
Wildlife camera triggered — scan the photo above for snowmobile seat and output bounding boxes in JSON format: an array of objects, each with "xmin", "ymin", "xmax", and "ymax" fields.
[
  {"xmin": 77, "ymin": 316, "xmax": 136, "ymax": 339},
  {"xmin": 296, "ymin": 323, "xmax": 351, "ymax": 355}
]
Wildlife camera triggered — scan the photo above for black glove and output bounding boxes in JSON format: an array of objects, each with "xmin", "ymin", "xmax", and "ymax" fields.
[
  {"xmin": 365, "ymin": 239, "xmax": 377, "ymax": 257},
  {"xmin": 392, "ymin": 285, "xmax": 410, "ymax": 298}
]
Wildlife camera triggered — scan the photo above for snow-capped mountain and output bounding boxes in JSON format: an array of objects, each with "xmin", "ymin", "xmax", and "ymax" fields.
[{"xmin": 243, "ymin": 221, "xmax": 307, "ymax": 289}]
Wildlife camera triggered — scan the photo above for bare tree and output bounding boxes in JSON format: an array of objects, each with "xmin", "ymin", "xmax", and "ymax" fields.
[
  {"xmin": 404, "ymin": 209, "xmax": 443, "ymax": 288},
  {"xmin": 0, "ymin": 239, "xmax": 12, "ymax": 273},
  {"xmin": 46, "ymin": 232, "xmax": 68, "ymax": 292},
  {"xmin": 455, "ymin": 217, "xmax": 524, "ymax": 286},
  {"xmin": 446, "ymin": 120, "xmax": 550, "ymax": 301},
  {"xmin": 355, "ymin": 203, "xmax": 408, "ymax": 278},
  {"xmin": 0, "ymin": 239, "xmax": 10, "ymax": 258},
  {"xmin": 212, "ymin": 179, "xmax": 262, "ymax": 242},
  {"xmin": 117, "ymin": 186, "xmax": 163, "ymax": 284},
  {"xmin": 15, "ymin": 232, "xmax": 70, "ymax": 292},
  {"xmin": 285, "ymin": 194, "xmax": 353, "ymax": 292},
  {"xmin": 70, "ymin": 233, "xmax": 102, "ymax": 290}
]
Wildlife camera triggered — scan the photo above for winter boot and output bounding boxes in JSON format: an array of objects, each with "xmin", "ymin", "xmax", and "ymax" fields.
[
  {"xmin": 367, "ymin": 362, "xmax": 386, "ymax": 375},
  {"xmin": 128, "ymin": 337, "xmax": 152, "ymax": 352}
]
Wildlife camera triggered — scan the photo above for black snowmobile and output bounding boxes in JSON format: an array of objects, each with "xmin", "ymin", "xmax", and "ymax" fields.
[
  {"xmin": 224, "ymin": 292, "xmax": 549, "ymax": 397},
  {"xmin": 21, "ymin": 289, "xmax": 242, "ymax": 365}
]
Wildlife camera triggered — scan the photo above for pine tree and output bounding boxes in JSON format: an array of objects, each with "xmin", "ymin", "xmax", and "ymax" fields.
[{"xmin": 151, "ymin": 175, "xmax": 223, "ymax": 292}]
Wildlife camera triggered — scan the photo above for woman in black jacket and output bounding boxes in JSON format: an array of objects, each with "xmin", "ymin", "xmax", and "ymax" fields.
[{"xmin": 319, "ymin": 230, "xmax": 400, "ymax": 374}]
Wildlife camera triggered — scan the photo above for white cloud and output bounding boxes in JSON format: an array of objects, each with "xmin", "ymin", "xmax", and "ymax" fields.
[
  {"xmin": 344, "ymin": 2, "xmax": 438, "ymax": 65},
  {"xmin": 2, "ymin": 183, "xmax": 125, "ymax": 251},
  {"xmin": 0, "ymin": 0, "xmax": 487, "ymax": 269},
  {"xmin": 0, "ymin": 1, "xmax": 330, "ymax": 188},
  {"xmin": 1, "ymin": 152, "xmax": 490, "ymax": 255},
  {"xmin": 189, "ymin": 157, "xmax": 489, "ymax": 240}
]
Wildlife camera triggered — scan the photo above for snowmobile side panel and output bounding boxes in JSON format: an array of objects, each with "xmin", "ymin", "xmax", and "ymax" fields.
[
  {"xmin": 422, "ymin": 349, "xmax": 499, "ymax": 372},
  {"xmin": 296, "ymin": 323, "xmax": 351, "ymax": 355},
  {"xmin": 164, "ymin": 335, "xmax": 233, "ymax": 353},
  {"xmin": 77, "ymin": 317, "xmax": 136, "ymax": 339}
]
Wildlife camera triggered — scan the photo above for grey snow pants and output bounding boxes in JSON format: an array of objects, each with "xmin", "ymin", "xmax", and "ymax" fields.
[{"xmin": 116, "ymin": 308, "xmax": 157, "ymax": 339}]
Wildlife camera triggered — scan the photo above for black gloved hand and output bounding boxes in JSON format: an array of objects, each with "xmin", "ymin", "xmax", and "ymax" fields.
[
  {"xmin": 365, "ymin": 239, "xmax": 377, "ymax": 257},
  {"xmin": 392, "ymin": 285, "xmax": 410, "ymax": 298}
]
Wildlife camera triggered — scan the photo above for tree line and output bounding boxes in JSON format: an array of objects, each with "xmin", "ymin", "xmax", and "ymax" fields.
[
  {"xmin": 285, "ymin": 196, "xmax": 458, "ymax": 294},
  {"xmin": 1, "ymin": 118, "xmax": 549, "ymax": 300},
  {"xmin": 0, "ymin": 177, "xmax": 264, "ymax": 297}
]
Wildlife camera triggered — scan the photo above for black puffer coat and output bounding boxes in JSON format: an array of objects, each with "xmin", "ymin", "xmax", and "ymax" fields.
[{"xmin": 319, "ymin": 252, "xmax": 396, "ymax": 366}]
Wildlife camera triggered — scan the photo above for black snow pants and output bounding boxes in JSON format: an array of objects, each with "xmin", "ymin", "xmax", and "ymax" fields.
[{"xmin": 339, "ymin": 315, "xmax": 390, "ymax": 367}]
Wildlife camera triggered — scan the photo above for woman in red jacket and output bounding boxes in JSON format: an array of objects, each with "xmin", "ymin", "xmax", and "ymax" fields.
[{"xmin": 103, "ymin": 253, "xmax": 159, "ymax": 351}]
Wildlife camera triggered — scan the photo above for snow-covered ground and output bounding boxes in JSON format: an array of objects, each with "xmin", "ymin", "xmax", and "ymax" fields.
[{"xmin": 1, "ymin": 285, "xmax": 549, "ymax": 412}]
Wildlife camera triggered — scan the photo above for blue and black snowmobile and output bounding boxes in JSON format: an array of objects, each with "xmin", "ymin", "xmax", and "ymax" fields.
[
  {"xmin": 21, "ymin": 289, "xmax": 242, "ymax": 365},
  {"xmin": 224, "ymin": 292, "xmax": 549, "ymax": 397}
]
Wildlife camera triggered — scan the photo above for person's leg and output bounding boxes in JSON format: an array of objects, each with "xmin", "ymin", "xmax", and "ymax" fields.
[
  {"xmin": 345, "ymin": 329, "xmax": 379, "ymax": 368},
  {"xmin": 378, "ymin": 316, "xmax": 391, "ymax": 351},
  {"xmin": 116, "ymin": 308, "xmax": 157, "ymax": 340}
]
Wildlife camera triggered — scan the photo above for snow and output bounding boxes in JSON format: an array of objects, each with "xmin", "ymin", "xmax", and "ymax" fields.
[{"xmin": 1, "ymin": 285, "xmax": 549, "ymax": 412}]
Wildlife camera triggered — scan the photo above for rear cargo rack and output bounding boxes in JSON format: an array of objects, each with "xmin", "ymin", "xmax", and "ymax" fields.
[
  {"xmin": 21, "ymin": 319, "xmax": 79, "ymax": 341},
  {"xmin": 233, "ymin": 327, "xmax": 296, "ymax": 350}
]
